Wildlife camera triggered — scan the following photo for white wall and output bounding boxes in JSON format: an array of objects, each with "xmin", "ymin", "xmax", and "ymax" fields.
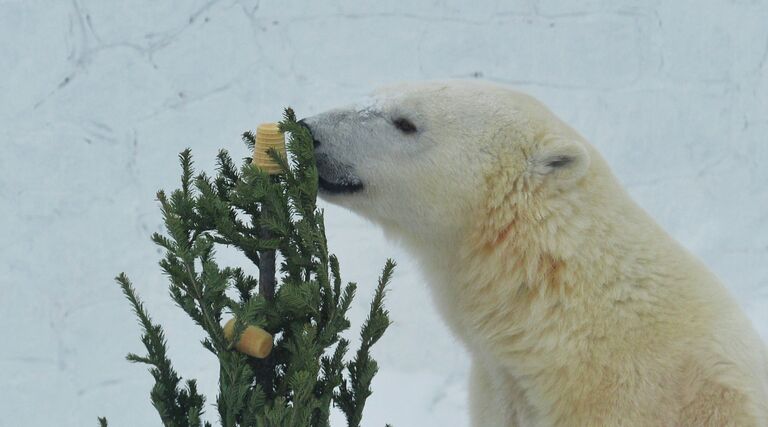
[{"xmin": 1, "ymin": 1, "xmax": 766, "ymax": 426}]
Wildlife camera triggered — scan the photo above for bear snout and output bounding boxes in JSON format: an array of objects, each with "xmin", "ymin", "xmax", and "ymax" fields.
[{"xmin": 297, "ymin": 118, "xmax": 321, "ymax": 148}]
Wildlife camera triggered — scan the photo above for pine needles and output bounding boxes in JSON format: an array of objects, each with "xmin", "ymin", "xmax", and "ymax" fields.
[{"xmin": 103, "ymin": 109, "xmax": 394, "ymax": 427}]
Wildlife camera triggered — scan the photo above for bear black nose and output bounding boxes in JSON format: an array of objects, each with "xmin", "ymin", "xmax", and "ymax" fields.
[{"xmin": 298, "ymin": 119, "xmax": 320, "ymax": 148}]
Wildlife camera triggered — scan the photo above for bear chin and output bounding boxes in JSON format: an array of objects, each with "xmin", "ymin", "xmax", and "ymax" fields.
[{"xmin": 315, "ymin": 152, "xmax": 364, "ymax": 194}]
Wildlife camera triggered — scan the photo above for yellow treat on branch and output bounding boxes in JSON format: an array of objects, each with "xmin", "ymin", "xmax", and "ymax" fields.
[
  {"xmin": 223, "ymin": 317, "xmax": 273, "ymax": 359},
  {"xmin": 252, "ymin": 122, "xmax": 287, "ymax": 175}
]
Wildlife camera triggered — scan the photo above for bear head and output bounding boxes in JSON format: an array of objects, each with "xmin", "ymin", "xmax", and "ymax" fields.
[{"xmin": 302, "ymin": 80, "xmax": 594, "ymax": 250}]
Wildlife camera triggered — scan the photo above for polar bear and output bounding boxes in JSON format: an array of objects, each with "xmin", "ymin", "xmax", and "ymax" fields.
[{"xmin": 301, "ymin": 80, "xmax": 768, "ymax": 426}]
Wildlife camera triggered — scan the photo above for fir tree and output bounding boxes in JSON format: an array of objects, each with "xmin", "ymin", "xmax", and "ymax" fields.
[{"xmin": 102, "ymin": 109, "xmax": 394, "ymax": 427}]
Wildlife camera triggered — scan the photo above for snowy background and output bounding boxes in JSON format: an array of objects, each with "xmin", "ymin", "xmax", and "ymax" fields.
[{"xmin": 1, "ymin": 0, "xmax": 767, "ymax": 426}]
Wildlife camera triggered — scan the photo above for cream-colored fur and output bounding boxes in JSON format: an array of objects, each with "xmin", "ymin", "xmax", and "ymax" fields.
[{"xmin": 305, "ymin": 81, "xmax": 768, "ymax": 426}]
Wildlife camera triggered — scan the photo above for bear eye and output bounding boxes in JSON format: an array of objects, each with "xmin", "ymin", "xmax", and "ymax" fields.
[{"xmin": 393, "ymin": 117, "xmax": 417, "ymax": 134}]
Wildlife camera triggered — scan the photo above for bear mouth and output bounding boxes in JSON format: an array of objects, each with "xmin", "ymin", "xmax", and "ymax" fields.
[
  {"xmin": 318, "ymin": 175, "xmax": 364, "ymax": 194},
  {"xmin": 315, "ymin": 153, "xmax": 364, "ymax": 195}
]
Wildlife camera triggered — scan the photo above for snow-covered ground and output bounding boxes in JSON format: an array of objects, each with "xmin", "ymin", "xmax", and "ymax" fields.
[{"xmin": 1, "ymin": 1, "xmax": 767, "ymax": 426}]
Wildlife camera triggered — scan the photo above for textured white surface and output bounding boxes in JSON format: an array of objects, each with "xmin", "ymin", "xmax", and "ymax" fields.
[{"xmin": 1, "ymin": 1, "xmax": 767, "ymax": 426}]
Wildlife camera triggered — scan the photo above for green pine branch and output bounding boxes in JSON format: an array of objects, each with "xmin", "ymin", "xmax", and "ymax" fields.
[
  {"xmin": 117, "ymin": 274, "xmax": 207, "ymax": 427},
  {"xmin": 337, "ymin": 260, "xmax": 395, "ymax": 427},
  {"xmin": 103, "ymin": 108, "xmax": 394, "ymax": 427}
]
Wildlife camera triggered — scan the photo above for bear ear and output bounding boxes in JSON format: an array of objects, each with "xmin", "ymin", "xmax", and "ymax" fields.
[{"xmin": 530, "ymin": 137, "xmax": 590, "ymax": 184}]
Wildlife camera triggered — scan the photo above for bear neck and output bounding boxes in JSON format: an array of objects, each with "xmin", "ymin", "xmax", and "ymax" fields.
[{"xmin": 410, "ymin": 161, "xmax": 682, "ymax": 364}]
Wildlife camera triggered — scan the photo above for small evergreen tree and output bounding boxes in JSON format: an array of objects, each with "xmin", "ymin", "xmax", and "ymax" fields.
[{"xmin": 103, "ymin": 109, "xmax": 394, "ymax": 427}]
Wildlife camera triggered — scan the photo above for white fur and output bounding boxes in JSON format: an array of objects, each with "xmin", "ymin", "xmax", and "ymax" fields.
[{"xmin": 305, "ymin": 80, "xmax": 768, "ymax": 426}]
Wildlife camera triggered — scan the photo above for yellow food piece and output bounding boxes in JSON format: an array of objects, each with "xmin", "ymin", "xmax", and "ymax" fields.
[
  {"xmin": 252, "ymin": 122, "xmax": 287, "ymax": 175},
  {"xmin": 223, "ymin": 317, "xmax": 273, "ymax": 358}
]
